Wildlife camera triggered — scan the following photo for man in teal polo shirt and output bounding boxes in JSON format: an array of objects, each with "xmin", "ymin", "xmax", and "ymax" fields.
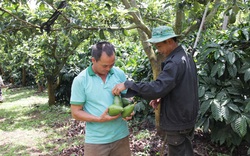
[{"xmin": 70, "ymin": 41, "xmax": 131, "ymax": 156}]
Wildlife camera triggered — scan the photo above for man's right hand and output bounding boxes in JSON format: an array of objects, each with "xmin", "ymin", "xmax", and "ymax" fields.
[{"xmin": 99, "ymin": 108, "xmax": 121, "ymax": 122}]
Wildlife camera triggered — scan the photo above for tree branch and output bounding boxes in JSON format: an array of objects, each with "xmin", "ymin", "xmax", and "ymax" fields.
[
  {"xmin": 145, "ymin": 17, "xmax": 171, "ymax": 25},
  {"xmin": 181, "ymin": 0, "xmax": 221, "ymax": 38},
  {"xmin": 46, "ymin": 1, "xmax": 70, "ymax": 23},
  {"xmin": 204, "ymin": 0, "xmax": 221, "ymax": 25},
  {"xmin": 121, "ymin": 0, "xmax": 151, "ymax": 37},
  {"xmin": 0, "ymin": 7, "xmax": 40, "ymax": 28}
]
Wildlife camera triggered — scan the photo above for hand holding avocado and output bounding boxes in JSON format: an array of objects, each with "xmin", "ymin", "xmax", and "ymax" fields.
[
  {"xmin": 108, "ymin": 95, "xmax": 135, "ymax": 119},
  {"xmin": 98, "ymin": 108, "xmax": 121, "ymax": 122}
]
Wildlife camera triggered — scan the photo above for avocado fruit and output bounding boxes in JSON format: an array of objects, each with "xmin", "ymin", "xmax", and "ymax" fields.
[
  {"xmin": 121, "ymin": 98, "xmax": 133, "ymax": 107},
  {"xmin": 113, "ymin": 95, "xmax": 123, "ymax": 107},
  {"xmin": 122, "ymin": 104, "xmax": 135, "ymax": 118},
  {"xmin": 108, "ymin": 104, "xmax": 124, "ymax": 116}
]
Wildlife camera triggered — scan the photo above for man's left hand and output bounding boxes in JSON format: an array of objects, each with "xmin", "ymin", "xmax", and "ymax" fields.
[{"xmin": 123, "ymin": 111, "xmax": 135, "ymax": 121}]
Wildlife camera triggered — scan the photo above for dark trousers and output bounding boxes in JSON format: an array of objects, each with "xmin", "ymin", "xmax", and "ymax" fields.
[
  {"xmin": 0, "ymin": 87, "xmax": 2, "ymax": 95},
  {"xmin": 164, "ymin": 128, "xmax": 194, "ymax": 156}
]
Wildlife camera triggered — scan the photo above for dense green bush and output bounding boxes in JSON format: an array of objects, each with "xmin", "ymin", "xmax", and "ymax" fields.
[{"xmin": 196, "ymin": 24, "xmax": 250, "ymax": 149}]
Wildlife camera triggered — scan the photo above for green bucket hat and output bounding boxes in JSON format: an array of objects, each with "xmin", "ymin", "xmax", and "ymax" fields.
[{"xmin": 147, "ymin": 26, "xmax": 179, "ymax": 43}]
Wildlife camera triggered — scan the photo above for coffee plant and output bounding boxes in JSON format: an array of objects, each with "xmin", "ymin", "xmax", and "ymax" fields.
[{"xmin": 196, "ymin": 23, "xmax": 250, "ymax": 148}]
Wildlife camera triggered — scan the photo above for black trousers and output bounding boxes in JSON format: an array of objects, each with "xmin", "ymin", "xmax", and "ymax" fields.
[{"xmin": 164, "ymin": 128, "xmax": 194, "ymax": 156}]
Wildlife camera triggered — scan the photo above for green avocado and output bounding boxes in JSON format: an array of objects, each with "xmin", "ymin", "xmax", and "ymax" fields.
[
  {"xmin": 113, "ymin": 95, "xmax": 123, "ymax": 107},
  {"xmin": 108, "ymin": 104, "xmax": 124, "ymax": 116},
  {"xmin": 122, "ymin": 104, "xmax": 135, "ymax": 118},
  {"xmin": 121, "ymin": 98, "xmax": 133, "ymax": 107}
]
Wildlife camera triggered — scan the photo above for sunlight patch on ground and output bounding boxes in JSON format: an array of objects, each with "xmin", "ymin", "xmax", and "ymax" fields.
[
  {"xmin": 6, "ymin": 91, "xmax": 29, "ymax": 99},
  {"xmin": 0, "ymin": 96, "xmax": 48, "ymax": 109},
  {"xmin": 0, "ymin": 129, "xmax": 47, "ymax": 154}
]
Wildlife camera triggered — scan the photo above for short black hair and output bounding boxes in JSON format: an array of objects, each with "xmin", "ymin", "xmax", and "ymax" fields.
[
  {"xmin": 172, "ymin": 37, "xmax": 178, "ymax": 42},
  {"xmin": 91, "ymin": 41, "xmax": 115, "ymax": 61}
]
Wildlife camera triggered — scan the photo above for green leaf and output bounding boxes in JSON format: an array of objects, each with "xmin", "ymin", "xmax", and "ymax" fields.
[
  {"xmin": 198, "ymin": 86, "xmax": 205, "ymax": 98},
  {"xmin": 231, "ymin": 131, "xmax": 242, "ymax": 146},
  {"xmin": 239, "ymin": 62, "xmax": 250, "ymax": 73},
  {"xmin": 200, "ymin": 100, "xmax": 211, "ymax": 116},
  {"xmin": 214, "ymin": 50, "xmax": 220, "ymax": 60},
  {"xmin": 195, "ymin": 117, "xmax": 206, "ymax": 128},
  {"xmin": 203, "ymin": 118, "xmax": 210, "ymax": 133},
  {"xmin": 202, "ymin": 47, "xmax": 218, "ymax": 58},
  {"xmin": 245, "ymin": 101, "xmax": 250, "ymax": 113},
  {"xmin": 207, "ymin": 43, "xmax": 220, "ymax": 48},
  {"xmin": 227, "ymin": 52, "xmax": 236, "ymax": 65},
  {"xmin": 244, "ymin": 68, "xmax": 250, "ymax": 82},
  {"xmin": 210, "ymin": 62, "xmax": 225, "ymax": 77},
  {"xmin": 242, "ymin": 28, "xmax": 249, "ymax": 41},
  {"xmin": 216, "ymin": 91, "xmax": 227, "ymax": 100},
  {"xmin": 226, "ymin": 87, "xmax": 241, "ymax": 96},
  {"xmin": 227, "ymin": 103, "xmax": 241, "ymax": 113},
  {"xmin": 122, "ymin": 28, "xmax": 129, "ymax": 36},
  {"xmin": 211, "ymin": 99, "xmax": 222, "ymax": 121},
  {"xmin": 211, "ymin": 63, "xmax": 219, "ymax": 77},
  {"xmin": 134, "ymin": 101, "xmax": 145, "ymax": 112},
  {"xmin": 99, "ymin": 29, "xmax": 106, "ymax": 39},
  {"xmin": 107, "ymin": 28, "xmax": 115, "ymax": 37},
  {"xmin": 221, "ymin": 99, "xmax": 230, "ymax": 106},
  {"xmin": 227, "ymin": 113, "xmax": 240, "ymax": 124},
  {"xmin": 221, "ymin": 105, "xmax": 230, "ymax": 122},
  {"xmin": 232, "ymin": 116, "xmax": 247, "ymax": 137},
  {"xmin": 204, "ymin": 92, "xmax": 215, "ymax": 100},
  {"xmin": 244, "ymin": 114, "xmax": 250, "ymax": 127},
  {"xmin": 217, "ymin": 62, "xmax": 225, "ymax": 77},
  {"xmin": 227, "ymin": 64, "xmax": 237, "ymax": 77}
]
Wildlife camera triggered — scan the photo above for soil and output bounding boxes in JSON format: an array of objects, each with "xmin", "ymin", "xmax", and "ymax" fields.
[{"xmin": 59, "ymin": 120, "xmax": 250, "ymax": 156}]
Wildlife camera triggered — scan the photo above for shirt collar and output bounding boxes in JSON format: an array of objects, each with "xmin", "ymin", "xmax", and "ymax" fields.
[
  {"xmin": 166, "ymin": 45, "xmax": 183, "ymax": 59},
  {"xmin": 87, "ymin": 64, "xmax": 114, "ymax": 76},
  {"xmin": 161, "ymin": 45, "xmax": 184, "ymax": 68}
]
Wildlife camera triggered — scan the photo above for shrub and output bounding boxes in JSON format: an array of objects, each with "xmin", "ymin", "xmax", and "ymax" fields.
[{"xmin": 196, "ymin": 23, "xmax": 250, "ymax": 149}]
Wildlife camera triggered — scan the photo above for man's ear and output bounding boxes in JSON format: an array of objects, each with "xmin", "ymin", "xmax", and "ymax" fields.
[{"xmin": 167, "ymin": 38, "xmax": 175, "ymax": 44}]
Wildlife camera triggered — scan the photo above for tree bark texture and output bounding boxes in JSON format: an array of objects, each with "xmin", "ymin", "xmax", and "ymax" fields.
[{"xmin": 47, "ymin": 75, "xmax": 56, "ymax": 106}]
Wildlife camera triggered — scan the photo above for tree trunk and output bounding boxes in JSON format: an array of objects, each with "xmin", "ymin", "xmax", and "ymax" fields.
[
  {"xmin": 22, "ymin": 67, "xmax": 26, "ymax": 86},
  {"xmin": 175, "ymin": 0, "xmax": 184, "ymax": 34},
  {"xmin": 122, "ymin": 0, "xmax": 166, "ymax": 134},
  {"xmin": 47, "ymin": 75, "xmax": 56, "ymax": 106},
  {"xmin": 37, "ymin": 81, "xmax": 44, "ymax": 92},
  {"xmin": 0, "ymin": 66, "xmax": 4, "ymax": 75},
  {"xmin": 138, "ymin": 29, "xmax": 164, "ymax": 134}
]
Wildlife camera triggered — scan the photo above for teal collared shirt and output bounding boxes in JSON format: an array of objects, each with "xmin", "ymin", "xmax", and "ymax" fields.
[{"xmin": 70, "ymin": 65, "xmax": 129, "ymax": 144}]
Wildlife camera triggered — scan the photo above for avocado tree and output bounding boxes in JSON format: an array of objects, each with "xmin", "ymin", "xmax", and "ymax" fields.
[{"xmin": 0, "ymin": 1, "xmax": 91, "ymax": 105}]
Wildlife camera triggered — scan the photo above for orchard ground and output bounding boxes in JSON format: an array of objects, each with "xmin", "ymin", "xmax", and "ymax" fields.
[{"xmin": 0, "ymin": 87, "xmax": 249, "ymax": 156}]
